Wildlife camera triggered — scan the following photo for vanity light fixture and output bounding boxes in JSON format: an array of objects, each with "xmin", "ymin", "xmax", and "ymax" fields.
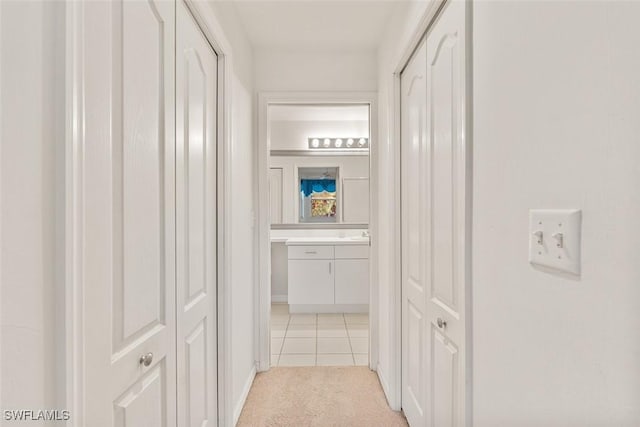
[{"xmin": 307, "ymin": 137, "xmax": 369, "ymax": 150}]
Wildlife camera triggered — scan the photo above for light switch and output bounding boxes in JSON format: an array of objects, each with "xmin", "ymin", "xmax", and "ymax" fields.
[{"xmin": 529, "ymin": 209, "xmax": 581, "ymax": 275}]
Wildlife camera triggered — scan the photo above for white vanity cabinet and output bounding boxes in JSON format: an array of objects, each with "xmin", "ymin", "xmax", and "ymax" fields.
[
  {"xmin": 287, "ymin": 239, "xmax": 369, "ymax": 313},
  {"xmin": 288, "ymin": 246, "xmax": 334, "ymax": 305}
]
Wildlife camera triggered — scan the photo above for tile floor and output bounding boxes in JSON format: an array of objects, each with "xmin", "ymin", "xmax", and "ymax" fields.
[{"xmin": 270, "ymin": 304, "xmax": 369, "ymax": 367}]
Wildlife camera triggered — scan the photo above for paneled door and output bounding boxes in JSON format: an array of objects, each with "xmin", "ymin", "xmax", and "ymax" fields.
[
  {"xmin": 176, "ymin": 2, "xmax": 218, "ymax": 426},
  {"xmin": 401, "ymin": 38, "xmax": 428, "ymax": 427},
  {"xmin": 424, "ymin": 1, "xmax": 469, "ymax": 425},
  {"xmin": 82, "ymin": 0, "xmax": 177, "ymax": 424},
  {"xmin": 401, "ymin": 1, "xmax": 469, "ymax": 426}
]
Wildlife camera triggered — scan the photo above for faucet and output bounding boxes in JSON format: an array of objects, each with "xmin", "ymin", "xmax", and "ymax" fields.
[{"xmin": 361, "ymin": 230, "xmax": 370, "ymax": 238}]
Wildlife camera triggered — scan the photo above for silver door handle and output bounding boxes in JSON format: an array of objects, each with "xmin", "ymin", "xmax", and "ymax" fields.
[
  {"xmin": 305, "ymin": 251, "xmax": 317, "ymax": 254},
  {"xmin": 437, "ymin": 318, "xmax": 447, "ymax": 329},
  {"xmin": 139, "ymin": 352, "xmax": 153, "ymax": 367}
]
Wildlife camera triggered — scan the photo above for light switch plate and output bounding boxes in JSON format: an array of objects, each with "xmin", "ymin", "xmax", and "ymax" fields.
[{"xmin": 529, "ymin": 209, "xmax": 582, "ymax": 275}]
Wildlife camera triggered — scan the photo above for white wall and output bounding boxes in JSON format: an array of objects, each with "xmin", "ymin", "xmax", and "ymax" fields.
[
  {"xmin": 254, "ymin": 49, "xmax": 377, "ymax": 92},
  {"xmin": 205, "ymin": 2, "xmax": 256, "ymax": 424},
  {"xmin": 472, "ymin": 2, "xmax": 640, "ymax": 425},
  {"xmin": 375, "ymin": 0, "xmax": 432, "ymax": 409},
  {"xmin": 0, "ymin": 0, "xmax": 66, "ymax": 417},
  {"xmin": 228, "ymin": 73, "xmax": 255, "ymax": 423}
]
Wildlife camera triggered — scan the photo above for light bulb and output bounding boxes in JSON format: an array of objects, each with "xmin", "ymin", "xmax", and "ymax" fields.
[
  {"xmin": 323, "ymin": 138, "xmax": 331, "ymax": 148},
  {"xmin": 311, "ymin": 138, "xmax": 320, "ymax": 148},
  {"xmin": 346, "ymin": 138, "xmax": 354, "ymax": 147},
  {"xmin": 358, "ymin": 138, "xmax": 367, "ymax": 147},
  {"xmin": 335, "ymin": 138, "xmax": 343, "ymax": 148}
]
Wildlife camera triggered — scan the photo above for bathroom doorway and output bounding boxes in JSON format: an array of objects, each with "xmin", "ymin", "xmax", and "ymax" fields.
[{"xmin": 256, "ymin": 93, "xmax": 378, "ymax": 370}]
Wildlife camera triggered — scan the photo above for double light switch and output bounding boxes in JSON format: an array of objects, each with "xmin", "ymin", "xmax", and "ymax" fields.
[{"xmin": 529, "ymin": 209, "xmax": 582, "ymax": 275}]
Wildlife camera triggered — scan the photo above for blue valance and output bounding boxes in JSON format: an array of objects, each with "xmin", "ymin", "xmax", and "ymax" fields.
[{"xmin": 300, "ymin": 179, "xmax": 336, "ymax": 196}]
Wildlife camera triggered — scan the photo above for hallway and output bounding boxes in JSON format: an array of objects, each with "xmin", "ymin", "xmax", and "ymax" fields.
[
  {"xmin": 3, "ymin": 0, "xmax": 640, "ymax": 426},
  {"xmin": 237, "ymin": 367, "xmax": 407, "ymax": 427}
]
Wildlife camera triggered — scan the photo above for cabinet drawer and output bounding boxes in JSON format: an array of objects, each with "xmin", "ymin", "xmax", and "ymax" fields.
[
  {"xmin": 288, "ymin": 245, "xmax": 334, "ymax": 260},
  {"xmin": 334, "ymin": 245, "xmax": 369, "ymax": 259}
]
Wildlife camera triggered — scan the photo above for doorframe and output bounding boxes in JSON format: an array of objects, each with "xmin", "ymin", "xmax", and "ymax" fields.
[
  {"xmin": 256, "ymin": 92, "xmax": 378, "ymax": 372},
  {"xmin": 63, "ymin": 1, "xmax": 237, "ymax": 426},
  {"xmin": 387, "ymin": 0, "xmax": 473, "ymax": 422}
]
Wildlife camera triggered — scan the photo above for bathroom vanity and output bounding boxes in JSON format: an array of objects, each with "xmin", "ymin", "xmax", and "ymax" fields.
[{"xmin": 286, "ymin": 237, "xmax": 369, "ymax": 313}]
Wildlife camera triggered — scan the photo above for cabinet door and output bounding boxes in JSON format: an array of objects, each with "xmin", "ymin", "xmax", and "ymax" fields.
[
  {"xmin": 288, "ymin": 260, "xmax": 334, "ymax": 304},
  {"xmin": 335, "ymin": 259, "xmax": 369, "ymax": 304}
]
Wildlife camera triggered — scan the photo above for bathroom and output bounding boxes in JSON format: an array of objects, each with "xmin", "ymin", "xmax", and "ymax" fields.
[{"xmin": 265, "ymin": 102, "xmax": 372, "ymax": 367}]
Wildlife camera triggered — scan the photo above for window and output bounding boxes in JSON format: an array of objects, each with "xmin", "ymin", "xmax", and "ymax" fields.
[{"xmin": 299, "ymin": 167, "xmax": 338, "ymax": 223}]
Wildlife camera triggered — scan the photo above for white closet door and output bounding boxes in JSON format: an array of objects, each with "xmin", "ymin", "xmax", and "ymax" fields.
[
  {"xmin": 82, "ymin": 0, "xmax": 177, "ymax": 424},
  {"xmin": 176, "ymin": 2, "xmax": 218, "ymax": 426},
  {"xmin": 424, "ymin": 1, "xmax": 469, "ymax": 425},
  {"xmin": 401, "ymin": 38, "xmax": 428, "ymax": 427}
]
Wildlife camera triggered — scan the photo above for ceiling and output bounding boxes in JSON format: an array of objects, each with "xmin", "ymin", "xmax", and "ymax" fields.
[{"xmin": 227, "ymin": 1, "xmax": 401, "ymax": 50}]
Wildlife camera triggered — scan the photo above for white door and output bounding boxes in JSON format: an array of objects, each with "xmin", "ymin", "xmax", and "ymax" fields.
[
  {"xmin": 82, "ymin": 0, "xmax": 177, "ymax": 424},
  {"xmin": 401, "ymin": 38, "xmax": 428, "ymax": 427},
  {"xmin": 424, "ymin": 1, "xmax": 469, "ymax": 425},
  {"xmin": 175, "ymin": 2, "xmax": 218, "ymax": 426},
  {"xmin": 401, "ymin": 1, "xmax": 469, "ymax": 426}
]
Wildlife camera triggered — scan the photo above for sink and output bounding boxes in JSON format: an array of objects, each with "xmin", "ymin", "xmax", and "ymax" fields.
[{"xmin": 349, "ymin": 236, "xmax": 369, "ymax": 241}]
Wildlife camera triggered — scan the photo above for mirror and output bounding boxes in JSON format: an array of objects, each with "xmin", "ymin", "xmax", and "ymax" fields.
[{"xmin": 268, "ymin": 104, "xmax": 370, "ymax": 227}]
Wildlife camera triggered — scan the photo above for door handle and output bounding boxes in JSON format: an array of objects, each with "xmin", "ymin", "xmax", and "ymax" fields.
[
  {"xmin": 305, "ymin": 251, "xmax": 317, "ymax": 254},
  {"xmin": 329, "ymin": 262, "xmax": 332, "ymax": 274},
  {"xmin": 437, "ymin": 318, "xmax": 447, "ymax": 329},
  {"xmin": 139, "ymin": 352, "xmax": 153, "ymax": 367}
]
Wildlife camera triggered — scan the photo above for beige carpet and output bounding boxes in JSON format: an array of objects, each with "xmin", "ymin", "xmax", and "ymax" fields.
[{"xmin": 237, "ymin": 367, "xmax": 408, "ymax": 427}]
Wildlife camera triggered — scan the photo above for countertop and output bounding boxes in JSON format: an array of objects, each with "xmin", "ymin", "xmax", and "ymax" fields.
[{"xmin": 284, "ymin": 236, "xmax": 369, "ymax": 246}]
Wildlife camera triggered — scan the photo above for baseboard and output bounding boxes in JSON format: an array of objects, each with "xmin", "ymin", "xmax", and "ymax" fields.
[
  {"xmin": 271, "ymin": 294, "xmax": 288, "ymax": 303},
  {"xmin": 232, "ymin": 365, "xmax": 257, "ymax": 425}
]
